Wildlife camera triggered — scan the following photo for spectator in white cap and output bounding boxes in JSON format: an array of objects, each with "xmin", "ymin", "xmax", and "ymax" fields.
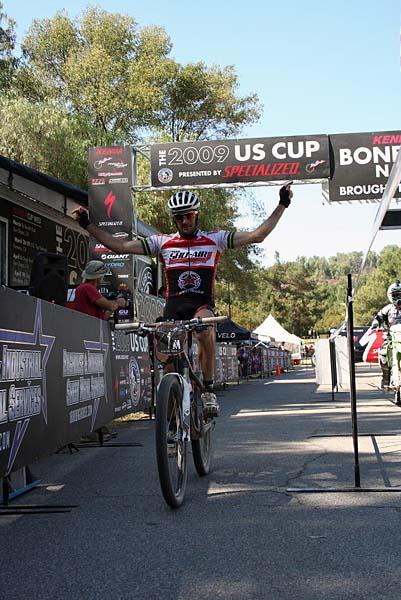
[{"xmin": 74, "ymin": 260, "xmax": 126, "ymax": 320}]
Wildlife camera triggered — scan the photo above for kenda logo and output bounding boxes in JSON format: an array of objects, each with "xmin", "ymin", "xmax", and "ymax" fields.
[{"xmin": 95, "ymin": 147, "xmax": 123, "ymax": 155}]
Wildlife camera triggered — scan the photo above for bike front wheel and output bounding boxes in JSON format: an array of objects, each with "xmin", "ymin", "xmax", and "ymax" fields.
[
  {"xmin": 191, "ymin": 389, "xmax": 214, "ymax": 476},
  {"xmin": 155, "ymin": 374, "xmax": 188, "ymax": 508}
]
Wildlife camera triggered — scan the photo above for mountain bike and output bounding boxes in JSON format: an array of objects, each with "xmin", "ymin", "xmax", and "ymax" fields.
[{"xmin": 115, "ymin": 315, "xmax": 227, "ymax": 508}]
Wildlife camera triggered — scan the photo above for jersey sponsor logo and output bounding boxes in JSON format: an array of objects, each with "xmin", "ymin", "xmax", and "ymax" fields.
[
  {"xmin": 178, "ymin": 270, "xmax": 202, "ymax": 292},
  {"xmin": 168, "ymin": 249, "xmax": 213, "ymax": 265}
]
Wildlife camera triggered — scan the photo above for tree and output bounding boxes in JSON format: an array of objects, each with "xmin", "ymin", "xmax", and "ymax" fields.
[
  {"xmin": 153, "ymin": 62, "xmax": 261, "ymax": 142},
  {"xmin": 16, "ymin": 8, "xmax": 174, "ymax": 144},
  {"xmin": 354, "ymin": 246, "xmax": 401, "ymax": 324},
  {"xmin": 0, "ymin": 1, "xmax": 18, "ymax": 91},
  {"xmin": 0, "ymin": 95, "xmax": 90, "ymax": 185}
]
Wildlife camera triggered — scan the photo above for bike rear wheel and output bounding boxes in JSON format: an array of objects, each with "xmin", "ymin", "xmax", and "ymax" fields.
[
  {"xmin": 191, "ymin": 388, "xmax": 214, "ymax": 476},
  {"xmin": 155, "ymin": 374, "xmax": 188, "ymax": 508}
]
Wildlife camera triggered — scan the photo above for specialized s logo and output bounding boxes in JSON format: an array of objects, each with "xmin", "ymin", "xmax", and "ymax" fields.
[
  {"xmin": 178, "ymin": 270, "xmax": 201, "ymax": 292},
  {"xmin": 104, "ymin": 191, "xmax": 116, "ymax": 218}
]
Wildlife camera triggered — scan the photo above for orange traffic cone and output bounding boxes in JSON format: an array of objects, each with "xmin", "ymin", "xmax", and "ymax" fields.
[{"xmin": 275, "ymin": 363, "xmax": 281, "ymax": 376}]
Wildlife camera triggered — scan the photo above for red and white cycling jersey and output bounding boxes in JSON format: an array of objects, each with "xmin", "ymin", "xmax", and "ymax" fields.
[{"xmin": 141, "ymin": 229, "xmax": 235, "ymax": 303}]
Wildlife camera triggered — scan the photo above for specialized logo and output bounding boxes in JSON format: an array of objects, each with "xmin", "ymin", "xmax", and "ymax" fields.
[
  {"xmin": 158, "ymin": 168, "xmax": 173, "ymax": 184},
  {"xmin": 178, "ymin": 270, "xmax": 201, "ymax": 292},
  {"xmin": 128, "ymin": 357, "xmax": 141, "ymax": 406},
  {"xmin": 104, "ymin": 191, "xmax": 116, "ymax": 218}
]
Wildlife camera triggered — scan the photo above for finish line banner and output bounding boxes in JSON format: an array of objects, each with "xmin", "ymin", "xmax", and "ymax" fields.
[
  {"xmin": 326, "ymin": 131, "xmax": 401, "ymax": 202},
  {"xmin": 150, "ymin": 135, "xmax": 330, "ymax": 188}
]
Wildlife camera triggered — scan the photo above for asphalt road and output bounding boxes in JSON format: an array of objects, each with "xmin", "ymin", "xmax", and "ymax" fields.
[{"xmin": 3, "ymin": 365, "xmax": 401, "ymax": 600}]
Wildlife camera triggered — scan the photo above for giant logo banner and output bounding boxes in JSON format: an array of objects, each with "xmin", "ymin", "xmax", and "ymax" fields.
[
  {"xmin": 327, "ymin": 131, "xmax": 401, "ymax": 202},
  {"xmin": 150, "ymin": 135, "xmax": 330, "ymax": 188}
]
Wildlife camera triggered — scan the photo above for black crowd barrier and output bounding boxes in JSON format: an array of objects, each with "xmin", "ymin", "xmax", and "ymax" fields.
[
  {"xmin": 0, "ymin": 287, "xmax": 152, "ymax": 479},
  {"xmin": 0, "ymin": 287, "xmax": 293, "ymax": 480}
]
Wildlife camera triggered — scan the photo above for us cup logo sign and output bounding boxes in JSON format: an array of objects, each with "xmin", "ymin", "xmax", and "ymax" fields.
[{"xmin": 128, "ymin": 356, "xmax": 141, "ymax": 406}]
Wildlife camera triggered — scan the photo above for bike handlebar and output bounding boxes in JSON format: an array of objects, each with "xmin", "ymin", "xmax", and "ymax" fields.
[{"xmin": 114, "ymin": 315, "xmax": 228, "ymax": 333}]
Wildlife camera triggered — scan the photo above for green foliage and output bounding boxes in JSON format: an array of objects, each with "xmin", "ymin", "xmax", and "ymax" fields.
[
  {"xmin": 0, "ymin": 1, "xmax": 18, "ymax": 91},
  {"xmin": 354, "ymin": 246, "xmax": 401, "ymax": 324},
  {"xmin": 0, "ymin": 95, "xmax": 89, "ymax": 185},
  {"xmin": 153, "ymin": 62, "xmax": 261, "ymax": 141}
]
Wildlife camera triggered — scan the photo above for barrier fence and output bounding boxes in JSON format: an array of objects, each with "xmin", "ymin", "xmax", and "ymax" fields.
[{"xmin": 0, "ymin": 287, "xmax": 292, "ymax": 482}]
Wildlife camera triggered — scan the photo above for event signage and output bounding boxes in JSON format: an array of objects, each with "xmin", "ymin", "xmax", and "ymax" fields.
[
  {"xmin": 150, "ymin": 135, "xmax": 330, "ymax": 188},
  {"xmin": 111, "ymin": 328, "xmax": 153, "ymax": 416},
  {"xmin": 88, "ymin": 146, "xmax": 134, "ymax": 301},
  {"xmin": 0, "ymin": 287, "xmax": 155, "ymax": 478},
  {"xmin": 327, "ymin": 131, "xmax": 401, "ymax": 202},
  {"xmin": 0, "ymin": 287, "xmax": 114, "ymax": 478},
  {"xmin": 0, "ymin": 200, "xmax": 88, "ymax": 287},
  {"xmin": 380, "ymin": 209, "xmax": 401, "ymax": 230}
]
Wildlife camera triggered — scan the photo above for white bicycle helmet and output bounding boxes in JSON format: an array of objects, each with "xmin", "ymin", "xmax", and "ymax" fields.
[
  {"xmin": 168, "ymin": 191, "xmax": 200, "ymax": 215},
  {"xmin": 387, "ymin": 280, "xmax": 401, "ymax": 306}
]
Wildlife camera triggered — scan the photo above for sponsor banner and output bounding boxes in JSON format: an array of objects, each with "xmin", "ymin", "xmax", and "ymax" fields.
[
  {"xmin": 88, "ymin": 146, "xmax": 134, "ymax": 300},
  {"xmin": 0, "ymin": 199, "xmax": 88, "ymax": 286},
  {"xmin": 111, "ymin": 329, "xmax": 153, "ymax": 415},
  {"xmin": 327, "ymin": 131, "xmax": 401, "ymax": 202},
  {"xmin": 380, "ymin": 209, "xmax": 401, "ymax": 230},
  {"xmin": 0, "ymin": 287, "xmax": 155, "ymax": 477},
  {"xmin": 0, "ymin": 287, "xmax": 114, "ymax": 478},
  {"xmin": 134, "ymin": 290, "xmax": 164, "ymax": 322},
  {"xmin": 135, "ymin": 256, "xmax": 156, "ymax": 296},
  {"xmin": 150, "ymin": 135, "xmax": 330, "ymax": 188}
]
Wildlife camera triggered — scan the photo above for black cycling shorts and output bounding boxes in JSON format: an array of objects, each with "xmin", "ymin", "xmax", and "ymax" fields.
[{"xmin": 163, "ymin": 297, "xmax": 215, "ymax": 321}]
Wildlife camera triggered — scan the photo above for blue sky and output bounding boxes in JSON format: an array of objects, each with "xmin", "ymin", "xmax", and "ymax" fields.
[{"xmin": 5, "ymin": 0, "xmax": 401, "ymax": 265}]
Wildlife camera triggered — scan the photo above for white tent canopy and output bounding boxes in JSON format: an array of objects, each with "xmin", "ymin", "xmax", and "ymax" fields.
[{"xmin": 253, "ymin": 314, "xmax": 302, "ymax": 349}]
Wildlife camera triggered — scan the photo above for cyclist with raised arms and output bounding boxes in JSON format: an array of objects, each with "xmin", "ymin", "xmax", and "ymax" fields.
[{"xmin": 73, "ymin": 184, "xmax": 293, "ymax": 415}]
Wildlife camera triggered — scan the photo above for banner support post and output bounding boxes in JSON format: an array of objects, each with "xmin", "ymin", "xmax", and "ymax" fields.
[
  {"xmin": 347, "ymin": 273, "xmax": 361, "ymax": 488},
  {"xmin": 329, "ymin": 337, "xmax": 338, "ymax": 402}
]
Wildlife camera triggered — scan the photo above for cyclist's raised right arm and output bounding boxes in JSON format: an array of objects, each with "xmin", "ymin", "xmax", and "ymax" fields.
[
  {"xmin": 72, "ymin": 207, "xmax": 145, "ymax": 254},
  {"xmin": 86, "ymin": 223, "xmax": 145, "ymax": 254}
]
